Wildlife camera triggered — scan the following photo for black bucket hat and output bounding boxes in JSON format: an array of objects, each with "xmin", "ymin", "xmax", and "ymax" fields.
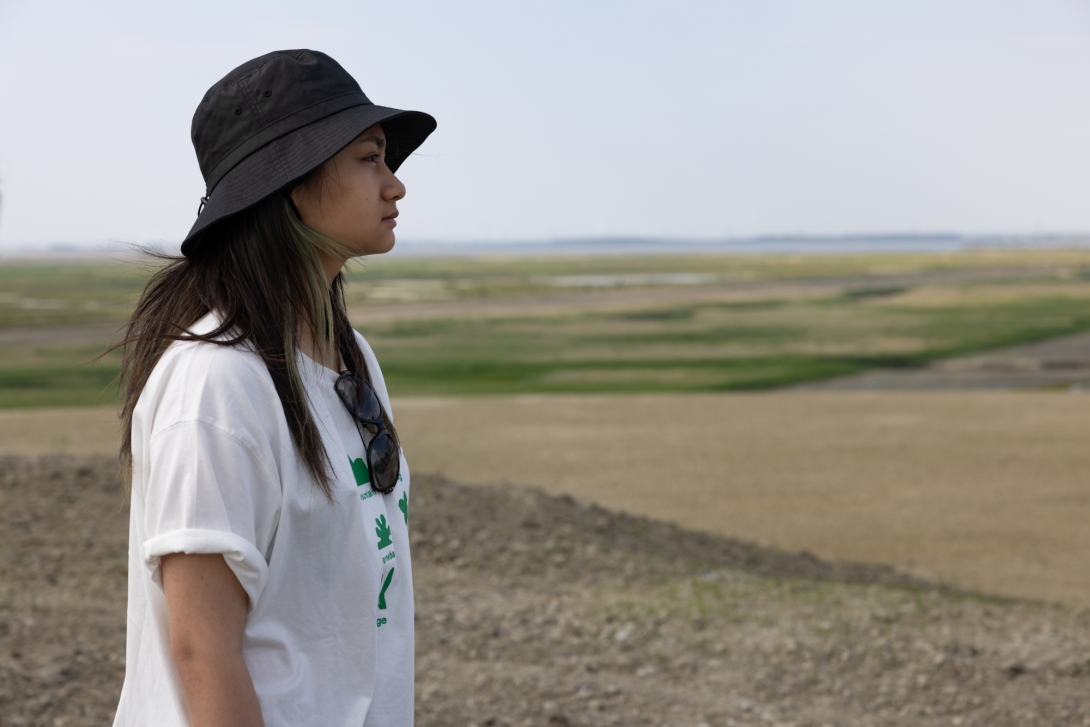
[{"xmin": 181, "ymin": 49, "xmax": 436, "ymax": 256}]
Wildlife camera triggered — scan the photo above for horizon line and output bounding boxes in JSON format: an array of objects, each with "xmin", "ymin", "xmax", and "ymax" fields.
[{"xmin": 6, "ymin": 231, "xmax": 1090, "ymax": 260}]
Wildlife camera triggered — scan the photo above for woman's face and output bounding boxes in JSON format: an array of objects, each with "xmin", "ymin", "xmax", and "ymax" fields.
[{"xmin": 291, "ymin": 124, "xmax": 406, "ymax": 258}]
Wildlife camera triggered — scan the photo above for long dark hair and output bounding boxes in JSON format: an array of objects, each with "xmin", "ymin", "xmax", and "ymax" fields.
[{"xmin": 117, "ymin": 186, "xmax": 398, "ymax": 498}]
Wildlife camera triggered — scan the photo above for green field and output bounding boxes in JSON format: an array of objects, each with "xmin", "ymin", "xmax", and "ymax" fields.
[
  {"xmin": 359, "ymin": 291, "xmax": 1090, "ymax": 394},
  {"xmin": 4, "ymin": 249, "xmax": 1090, "ymax": 405}
]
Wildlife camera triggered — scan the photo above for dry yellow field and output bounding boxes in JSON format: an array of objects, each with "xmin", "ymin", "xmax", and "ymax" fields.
[{"xmin": 4, "ymin": 392, "xmax": 1089, "ymax": 607}]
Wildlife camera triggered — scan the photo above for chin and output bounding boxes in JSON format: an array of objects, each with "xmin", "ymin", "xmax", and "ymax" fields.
[
  {"xmin": 350, "ymin": 233, "xmax": 396, "ymax": 258},
  {"xmin": 373, "ymin": 235, "xmax": 396, "ymax": 255}
]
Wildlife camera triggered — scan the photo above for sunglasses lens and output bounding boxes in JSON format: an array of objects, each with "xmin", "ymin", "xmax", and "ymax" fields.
[
  {"xmin": 357, "ymin": 382, "xmax": 382, "ymax": 423},
  {"xmin": 336, "ymin": 374, "xmax": 382, "ymax": 423},
  {"xmin": 334, "ymin": 374, "xmax": 359, "ymax": 413},
  {"xmin": 369, "ymin": 432, "xmax": 399, "ymax": 492}
]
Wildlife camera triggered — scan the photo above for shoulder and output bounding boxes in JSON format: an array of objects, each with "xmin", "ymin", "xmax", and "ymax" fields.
[
  {"xmin": 149, "ymin": 313, "xmax": 275, "ymax": 404},
  {"xmin": 136, "ymin": 313, "xmax": 285, "ymax": 443},
  {"xmin": 352, "ymin": 328, "xmax": 377, "ymax": 362}
]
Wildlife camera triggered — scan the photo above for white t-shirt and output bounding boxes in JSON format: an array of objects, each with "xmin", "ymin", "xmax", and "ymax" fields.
[{"xmin": 112, "ymin": 312, "xmax": 414, "ymax": 727}]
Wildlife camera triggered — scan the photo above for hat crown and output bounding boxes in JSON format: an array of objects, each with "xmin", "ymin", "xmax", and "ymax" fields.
[{"xmin": 191, "ymin": 49, "xmax": 371, "ymax": 193}]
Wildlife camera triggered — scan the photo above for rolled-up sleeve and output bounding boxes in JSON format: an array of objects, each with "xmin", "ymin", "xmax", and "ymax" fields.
[{"xmin": 140, "ymin": 420, "xmax": 282, "ymax": 612}]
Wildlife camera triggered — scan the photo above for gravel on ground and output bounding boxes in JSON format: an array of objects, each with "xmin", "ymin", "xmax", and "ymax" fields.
[{"xmin": 3, "ymin": 455, "xmax": 1090, "ymax": 727}]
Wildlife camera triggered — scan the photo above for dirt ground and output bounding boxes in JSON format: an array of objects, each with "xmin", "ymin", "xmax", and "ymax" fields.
[
  {"xmin": 387, "ymin": 391, "xmax": 1090, "ymax": 608},
  {"xmin": 3, "ymin": 389, "xmax": 1090, "ymax": 608},
  {"xmin": 3, "ymin": 455, "xmax": 1090, "ymax": 727},
  {"xmin": 0, "ymin": 408, "xmax": 122, "ymax": 455}
]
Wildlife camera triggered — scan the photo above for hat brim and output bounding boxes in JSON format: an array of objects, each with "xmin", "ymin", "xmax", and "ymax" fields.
[{"xmin": 181, "ymin": 104, "xmax": 436, "ymax": 255}]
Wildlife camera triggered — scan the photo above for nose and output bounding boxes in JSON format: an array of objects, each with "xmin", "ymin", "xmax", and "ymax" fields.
[{"xmin": 383, "ymin": 168, "xmax": 406, "ymax": 202}]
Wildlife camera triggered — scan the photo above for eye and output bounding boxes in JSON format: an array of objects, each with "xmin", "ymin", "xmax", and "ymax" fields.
[{"xmin": 362, "ymin": 153, "xmax": 381, "ymax": 163}]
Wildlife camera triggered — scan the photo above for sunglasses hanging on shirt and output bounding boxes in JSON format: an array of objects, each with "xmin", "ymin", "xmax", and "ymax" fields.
[{"xmin": 334, "ymin": 370, "xmax": 400, "ymax": 495}]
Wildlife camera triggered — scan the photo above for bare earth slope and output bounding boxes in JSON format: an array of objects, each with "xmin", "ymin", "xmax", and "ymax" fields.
[
  {"xmin": 5, "ymin": 390, "xmax": 1090, "ymax": 608},
  {"xmin": 3, "ymin": 456, "xmax": 1090, "ymax": 727}
]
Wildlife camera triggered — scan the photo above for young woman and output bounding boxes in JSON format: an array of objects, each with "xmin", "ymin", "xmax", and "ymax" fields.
[{"xmin": 111, "ymin": 50, "xmax": 435, "ymax": 727}]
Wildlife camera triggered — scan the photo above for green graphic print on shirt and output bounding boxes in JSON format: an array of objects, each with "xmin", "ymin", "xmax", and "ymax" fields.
[
  {"xmin": 378, "ymin": 567, "xmax": 395, "ymax": 610},
  {"xmin": 375, "ymin": 515, "xmax": 393, "ymax": 550},
  {"xmin": 349, "ymin": 456, "xmax": 369, "ymax": 486},
  {"xmin": 352, "ymin": 460, "xmax": 399, "ymax": 613}
]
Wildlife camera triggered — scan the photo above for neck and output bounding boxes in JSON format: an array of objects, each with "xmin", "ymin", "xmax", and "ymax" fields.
[
  {"xmin": 298, "ymin": 250, "xmax": 345, "ymax": 372},
  {"xmin": 297, "ymin": 323, "xmax": 341, "ymax": 373},
  {"xmin": 318, "ymin": 249, "xmax": 344, "ymax": 288}
]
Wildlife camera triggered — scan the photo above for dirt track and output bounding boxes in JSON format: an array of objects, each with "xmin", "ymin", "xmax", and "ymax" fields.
[
  {"xmin": 797, "ymin": 330, "xmax": 1090, "ymax": 391},
  {"xmin": 3, "ymin": 390, "xmax": 1090, "ymax": 607},
  {"xmin": 4, "ymin": 455, "xmax": 1090, "ymax": 727}
]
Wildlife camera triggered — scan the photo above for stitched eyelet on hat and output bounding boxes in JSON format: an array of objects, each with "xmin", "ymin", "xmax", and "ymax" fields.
[
  {"xmin": 234, "ymin": 108, "xmax": 242, "ymax": 115},
  {"xmin": 263, "ymin": 90, "xmax": 272, "ymax": 98}
]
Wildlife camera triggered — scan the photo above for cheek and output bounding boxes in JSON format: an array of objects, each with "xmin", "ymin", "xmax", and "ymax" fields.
[
  {"xmin": 344, "ymin": 186, "xmax": 383, "ymax": 226},
  {"xmin": 314, "ymin": 166, "xmax": 387, "ymax": 242},
  {"xmin": 319, "ymin": 188, "xmax": 363, "ymax": 231},
  {"xmin": 331, "ymin": 191, "xmax": 388, "ymax": 249}
]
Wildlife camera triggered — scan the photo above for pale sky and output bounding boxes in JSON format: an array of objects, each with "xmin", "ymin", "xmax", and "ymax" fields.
[{"xmin": 1, "ymin": 0, "xmax": 1089, "ymax": 251}]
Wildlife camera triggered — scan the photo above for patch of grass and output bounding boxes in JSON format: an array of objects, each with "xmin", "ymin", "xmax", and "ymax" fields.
[
  {"xmin": 0, "ymin": 344, "xmax": 123, "ymax": 408},
  {"xmin": 0, "ymin": 365, "xmax": 121, "ymax": 408},
  {"xmin": 0, "ymin": 260, "xmax": 154, "ymax": 329},
  {"xmin": 617, "ymin": 308, "xmax": 696, "ymax": 322},
  {"xmin": 842, "ymin": 286, "xmax": 910, "ymax": 300},
  {"xmin": 375, "ymin": 356, "xmax": 866, "ymax": 395}
]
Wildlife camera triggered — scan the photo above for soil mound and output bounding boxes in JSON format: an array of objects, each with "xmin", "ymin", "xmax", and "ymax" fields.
[
  {"xmin": 3, "ymin": 455, "xmax": 1090, "ymax": 726},
  {"xmin": 412, "ymin": 467, "xmax": 936, "ymax": 590}
]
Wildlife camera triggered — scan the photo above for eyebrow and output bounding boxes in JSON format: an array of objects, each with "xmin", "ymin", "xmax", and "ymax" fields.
[{"xmin": 355, "ymin": 134, "xmax": 386, "ymax": 149}]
